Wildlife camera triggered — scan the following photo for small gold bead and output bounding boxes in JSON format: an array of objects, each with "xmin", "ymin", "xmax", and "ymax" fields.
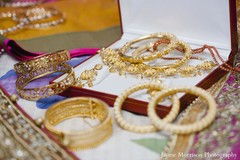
[
  {"xmin": 94, "ymin": 64, "xmax": 103, "ymax": 70},
  {"xmin": 35, "ymin": 118, "xmax": 43, "ymax": 127},
  {"xmin": 10, "ymin": 94, "xmax": 19, "ymax": 102}
]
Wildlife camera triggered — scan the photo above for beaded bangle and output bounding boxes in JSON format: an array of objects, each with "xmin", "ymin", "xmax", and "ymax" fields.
[
  {"xmin": 133, "ymin": 40, "xmax": 192, "ymax": 70},
  {"xmin": 0, "ymin": 0, "xmax": 46, "ymax": 7},
  {"xmin": 118, "ymin": 32, "xmax": 178, "ymax": 63},
  {"xmin": 114, "ymin": 82, "xmax": 180, "ymax": 133},
  {"xmin": 16, "ymin": 63, "xmax": 75, "ymax": 100},
  {"xmin": 148, "ymin": 86, "xmax": 217, "ymax": 134},
  {"xmin": 14, "ymin": 50, "xmax": 70, "ymax": 75},
  {"xmin": 13, "ymin": 7, "xmax": 61, "ymax": 22},
  {"xmin": 0, "ymin": 6, "xmax": 64, "ymax": 35},
  {"xmin": 26, "ymin": 8, "xmax": 65, "ymax": 29},
  {"xmin": 43, "ymin": 97, "xmax": 112, "ymax": 151}
]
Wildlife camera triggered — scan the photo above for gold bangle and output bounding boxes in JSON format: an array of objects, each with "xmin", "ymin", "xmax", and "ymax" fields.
[
  {"xmin": 118, "ymin": 32, "xmax": 178, "ymax": 63},
  {"xmin": 27, "ymin": 10, "xmax": 65, "ymax": 29},
  {"xmin": 14, "ymin": 50, "xmax": 70, "ymax": 75},
  {"xmin": 134, "ymin": 40, "xmax": 192, "ymax": 70},
  {"xmin": 114, "ymin": 82, "xmax": 180, "ymax": 133},
  {"xmin": 16, "ymin": 63, "xmax": 75, "ymax": 100},
  {"xmin": 43, "ymin": 97, "xmax": 112, "ymax": 151},
  {"xmin": 148, "ymin": 86, "xmax": 217, "ymax": 134}
]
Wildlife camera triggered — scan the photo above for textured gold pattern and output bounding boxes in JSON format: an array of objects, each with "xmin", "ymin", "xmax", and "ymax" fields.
[
  {"xmin": 16, "ymin": 62, "xmax": 75, "ymax": 100},
  {"xmin": 14, "ymin": 50, "xmax": 70, "ymax": 75},
  {"xmin": 43, "ymin": 97, "xmax": 112, "ymax": 151},
  {"xmin": 0, "ymin": 87, "xmax": 76, "ymax": 160},
  {"xmin": 75, "ymin": 64, "xmax": 103, "ymax": 87}
]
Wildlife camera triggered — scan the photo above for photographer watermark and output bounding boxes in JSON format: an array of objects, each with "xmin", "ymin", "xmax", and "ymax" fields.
[{"xmin": 160, "ymin": 152, "xmax": 237, "ymax": 159}]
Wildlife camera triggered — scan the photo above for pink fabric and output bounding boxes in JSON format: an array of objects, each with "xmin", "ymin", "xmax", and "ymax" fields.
[{"xmin": 2, "ymin": 38, "xmax": 99, "ymax": 61}]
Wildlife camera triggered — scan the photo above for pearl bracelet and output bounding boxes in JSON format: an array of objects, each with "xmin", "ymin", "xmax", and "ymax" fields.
[
  {"xmin": 148, "ymin": 86, "xmax": 216, "ymax": 134},
  {"xmin": 114, "ymin": 82, "xmax": 180, "ymax": 133}
]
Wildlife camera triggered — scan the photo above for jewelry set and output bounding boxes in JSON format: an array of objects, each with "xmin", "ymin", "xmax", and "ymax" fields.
[
  {"xmin": 13, "ymin": 32, "xmax": 240, "ymax": 101},
  {"xmin": 12, "ymin": 32, "xmax": 237, "ymax": 151},
  {"xmin": 33, "ymin": 81, "xmax": 216, "ymax": 151},
  {"xmin": 99, "ymin": 32, "xmax": 220, "ymax": 79},
  {"xmin": 0, "ymin": 6, "xmax": 64, "ymax": 35}
]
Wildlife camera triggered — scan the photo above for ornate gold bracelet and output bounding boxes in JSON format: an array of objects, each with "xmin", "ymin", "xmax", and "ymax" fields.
[
  {"xmin": 133, "ymin": 40, "xmax": 192, "ymax": 70},
  {"xmin": 14, "ymin": 50, "xmax": 70, "ymax": 75},
  {"xmin": 118, "ymin": 32, "xmax": 178, "ymax": 63},
  {"xmin": 16, "ymin": 63, "xmax": 75, "ymax": 100},
  {"xmin": 114, "ymin": 82, "xmax": 180, "ymax": 133},
  {"xmin": 43, "ymin": 97, "xmax": 112, "ymax": 151},
  {"xmin": 148, "ymin": 86, "xmax": 217, "ymax": 134}
]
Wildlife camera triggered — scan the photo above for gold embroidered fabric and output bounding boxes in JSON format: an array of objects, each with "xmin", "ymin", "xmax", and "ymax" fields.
[
  {"xmin": 0, "ymin": 86, "xmax": 76, "ymax": 160},
  {"xmin": 162, "ymin": 75, "xmax": 228, "ymax": 160}
]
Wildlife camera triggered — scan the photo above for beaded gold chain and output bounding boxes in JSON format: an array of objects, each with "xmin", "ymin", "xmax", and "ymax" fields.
[{"xmin": 0, "ymin": 6, "xmax": 64, "ymax": 35}]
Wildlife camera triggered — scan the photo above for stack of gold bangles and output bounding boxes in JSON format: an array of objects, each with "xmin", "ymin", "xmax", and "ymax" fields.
[
  {"xmin": 99, "ymin": 32, "xmax": 217, "ymax": 79},
  {"xmin": 14, "ymin": 50, "xmax": 75, "ymax": 100}
]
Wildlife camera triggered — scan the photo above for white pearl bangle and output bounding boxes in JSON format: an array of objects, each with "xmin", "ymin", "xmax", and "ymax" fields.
[
  {"xmin": 148, "ymin": 86, "xmax": 217, "ymax": 134},
  {"xmin": 114, "ymin": 82, "xmax": 180, "ymax": 133}
]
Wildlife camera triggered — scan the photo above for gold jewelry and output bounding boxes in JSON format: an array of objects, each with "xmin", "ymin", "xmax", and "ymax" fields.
[
  {"xmin": 114, "ymin": 82, "xmax": 180, "ymax": 133},
  {"xmin": 148, "ymin": 86, "xmax": 217, "ymax": 134},
  {"xmin": 100, "ymin": 44, "xmax": 216, "ymax": 79},
  {"xmin": 12, "ymin": 7, "xmax": 61, "ymax": 22},
  {"xmin": 0, "ymin": 0, "xmax": 45, "ymax": 7},
  {"xmin": 43, "ymin": 97, "xmax": 112, "ymax": 151},
  {"xmin": 0, "ymin": 6, "xmax": 64, "ymax": 35},
  {"xmin": 16, "ymin": 63, "xmax": 75, "ymax": 100},
  {"xmin": 118, "ymin": 32, "xmax": 178, "ymax": 63},
  {"xmin": 133, "ymin": 40, "xmax": 192, "ymax": 70},
  {"xmin": 75, "ymin": 64, "xmax": 103, "ymax": 87},
  {"xmin": 133, "ymin": 40, "xmax": 216, "ymax": 77},
  {"xmin": 14, "ymin": 50, "xmax": 70, "ymax": 75},
  {"xmin": 26, "ymin": 9, "xmax": 65, "ymax": 29}
]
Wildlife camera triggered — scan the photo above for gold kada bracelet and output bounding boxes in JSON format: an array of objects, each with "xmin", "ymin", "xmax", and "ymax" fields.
[
  {"xmin": 14, "ymin": 50, "xmax": 70, "ymax": 75},
  {"xmin": 43, "ymin": 97, "xmax": 112, "ymax": 151},
  {"xmin": 148, "ymin": 86, "xmax": 217, "ymax": 134},
  {"xmin": 16, "ymin": 63, "xmax": 75, "ymax": 100}
]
